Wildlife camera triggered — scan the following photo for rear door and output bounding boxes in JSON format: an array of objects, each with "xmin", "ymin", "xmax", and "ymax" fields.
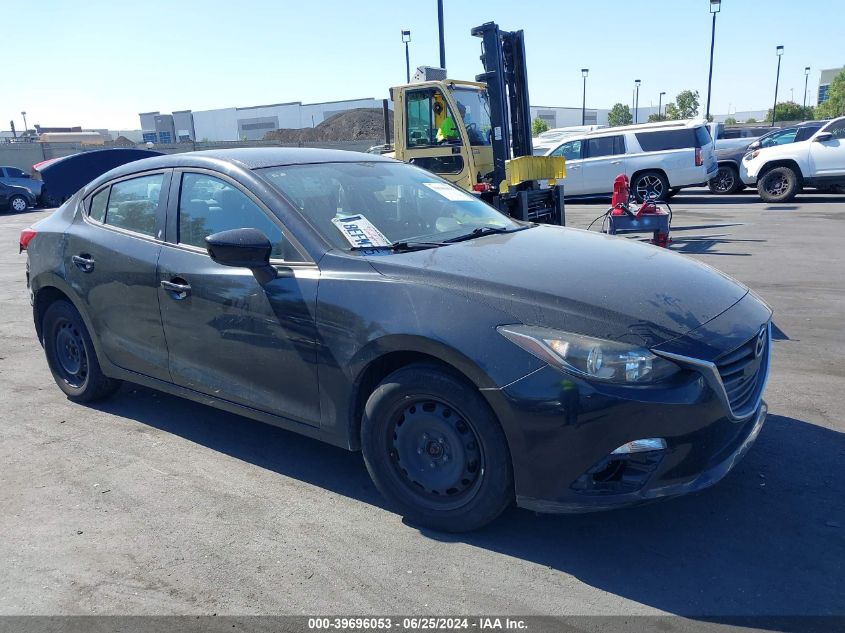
[
  {"xmin": 809, "ymin": 119, "xmax": 845, "ymax": 177},
  {"xmin": 64, "ymin": 171, "xmax": 172, "ymax": 380},
  {"xmin": 581, "ymin": 135, "xmax": 626, "ymax": 195},
  {"xmin": 156, "ymin": 170, "xmax": 321, "ymax": 425},
  {"xmin": 549, "ymin": 138, "xmax": 585, "ymax": 195}
]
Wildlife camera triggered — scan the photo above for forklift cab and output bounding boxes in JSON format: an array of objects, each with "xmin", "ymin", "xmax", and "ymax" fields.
[{"xmin": 391, "ymin": 80, "xmax": 494, "ymax": 192}]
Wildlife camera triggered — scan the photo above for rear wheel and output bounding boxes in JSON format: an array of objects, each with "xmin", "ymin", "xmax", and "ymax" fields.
[
  {"xmin": 9, "ymin": 195, "xmax": 28, "ymax": 212},
  {"xmin": 708, "ymin": 164, "xmax": 742, "ymax": 194},
  {"xmin": 757, "ymin": 166, "xmax": 800, "ymax": 202},
  {"xmin": 361, "ymin": 364, "xmax": 513, "ymax": 532},
  {"xmin": 632, "ymin": 171, "xmax": 670, "ymax": 202},
  {"xmin": 42, "ymin": 300, "xmax": 121, "ymax": 402}
]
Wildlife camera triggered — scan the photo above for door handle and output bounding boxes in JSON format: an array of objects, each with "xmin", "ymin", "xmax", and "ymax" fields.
[
  {"xmin": 569, "ymin": 165, "xmax": 581, "ymax": 169},
  {"xmin": 611, "ymin": 161, "xmax": 622, "ymax": 165},
  {"xmin": 72, "ymin": 254, "xmax": 95, "ymax": 273},
  {"xmin": 161, "ymin": 279, "xmax": 192, "ymax": 299}
]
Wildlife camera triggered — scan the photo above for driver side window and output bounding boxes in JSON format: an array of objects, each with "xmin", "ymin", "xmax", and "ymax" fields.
[
  {"xmin": 825, "ymin": 120, "xmax": 845, "ymax": 139},
  {"xmin": 551, "ymin": 139, "xmax": 583, "ymax": 161},
  {"xmin": 405, "ymin": 90, "xmax": 462, "ymax": 147}
]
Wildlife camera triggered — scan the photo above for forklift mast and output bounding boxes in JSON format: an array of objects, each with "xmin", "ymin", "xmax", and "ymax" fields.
[{"xmin": 471, "ymin": 21, "xmax": 533, "ymax": 189}]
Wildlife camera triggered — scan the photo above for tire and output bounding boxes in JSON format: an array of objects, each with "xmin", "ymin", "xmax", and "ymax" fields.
[
  {"xmin": 9, "ymin": 195, "xmax": 28, "ymax": 212},
  {"xmin": 42, "ymin": 300, "xmax": 121, "ymax": 402},
  {"xmin": 708, "ymin": 164, "xmax": 742, "ymax": 195},
  {"xmin": 757, "ymin": 166, "xmax": 801, "ymax": 202},
  {"xmin": 361, "ymin": 364, "xmax": 513, "ymax": 532},
  {"xmin": 632, "ymin": 171, "xmax": 670, "ymax": 202}
]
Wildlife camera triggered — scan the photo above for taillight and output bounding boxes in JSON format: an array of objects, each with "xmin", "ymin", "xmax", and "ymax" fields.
[
  {"xmin": 695, "ymin": 147, "xmax": 703, "ymax": 166},
  {"xmin": 19, "ymin": 229, "xmax": 37, "ymax": 253}
]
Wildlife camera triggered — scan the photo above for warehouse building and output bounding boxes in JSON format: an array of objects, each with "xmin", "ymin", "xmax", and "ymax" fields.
[{"xmin": 818, "ymin": 67, "xmax": 844, "ymax": 104}]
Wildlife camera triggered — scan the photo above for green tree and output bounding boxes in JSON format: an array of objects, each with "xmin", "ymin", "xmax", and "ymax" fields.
[
  {"xmin": 647, "ymin": 113, "xmax": 667, "ymax": 122},
  {"xmin": 816, "ymin": 69, "xmax": 845, "ymax": 119},
  {"xmin": 766, "ymin": 100, "xmax": 814, "ymax": 123},
  {"xmin": 663, "ymin": 103, "xmax": 681, "ymax": 120},
  {"xmin": 675, "ymin": 90, "xmax": 701, "ymax": 118},
  {"xmin": 607, "ymin": 103, "xmax": 633, "ymax": 127},
  {"xmin": 531, "ymin": 117, "xmax": 550, "ymax": 137},
  {"xmin": 724, "ymin": 116, "xmax": 738, "ymax": 125},
  {"xmin": 744, "ymin": 118, "xmax": 757, "ymax": 124}
]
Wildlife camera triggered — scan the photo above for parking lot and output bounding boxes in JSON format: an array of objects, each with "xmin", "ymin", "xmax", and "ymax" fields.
[{"xmin": 1, "ymin": 190, "xmax": 843, "ymax": 618}]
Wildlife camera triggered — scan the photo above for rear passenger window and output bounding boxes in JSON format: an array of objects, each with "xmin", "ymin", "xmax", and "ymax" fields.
[
  {"xmin": 635, "ymin": 128, "xmax": 710, "ymax": 152},
  {"xmin": 104, "ymin": 174, "xmax": 163, "ymax": 237},
  {"xmin": 586, "ymin": 135, "xmax": 624, "ymax": 158},
  {"xmin": 89, "ymin": 189, "xmax": 108, "ymax": 223},
  {"xmin": 178, "ymin": 173, "xmax": 302, "ymax": 261}
]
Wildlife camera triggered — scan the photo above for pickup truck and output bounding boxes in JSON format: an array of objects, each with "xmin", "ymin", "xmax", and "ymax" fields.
[{"xmin": 740, "ymin": 116, "xmax": 845, "ymax": 202}]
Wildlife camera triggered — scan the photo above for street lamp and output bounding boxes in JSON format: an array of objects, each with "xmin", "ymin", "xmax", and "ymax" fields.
[
  {"xmin": 803, "ymin": 66, "xmax": 811, "ymax": 114},
  {"xmin": 21, "ymin": 111, "xmax": 28, "ymax": 134},
  {"xmin": 772, "ymin": 45, "xmax": 784, "ymax": 126},
  {"xmin": 705, "ymin": 0, "xmax": 721, "ymax": 121},
  {"xmin": 581, "ymin": 69, "xmax": 589, "ymax": 125},
  {"xmin": 634, "ymin": 80, "xmax": 641, "ymax": 123},
  {"xmin": 658, "ymin": 91, "xmax": 666, "ymax": 119},
  {"xmin": 401, "ymin": 29, "xmax": 412, "ymax": 83}
]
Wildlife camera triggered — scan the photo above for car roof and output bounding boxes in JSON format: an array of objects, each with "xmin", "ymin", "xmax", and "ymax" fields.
[
  {"xmin": 87, "ymin": 147, "xmax": 396, "ymax": 188},
  {"xmin": 585, "ymin": 118, "xmax": 707, "ymax": 136}
]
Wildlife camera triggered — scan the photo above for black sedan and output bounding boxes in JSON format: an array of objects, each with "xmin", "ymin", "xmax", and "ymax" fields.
[{"xmin": 21, "ymin": 148, "xmax": 772, "ymax": 532}]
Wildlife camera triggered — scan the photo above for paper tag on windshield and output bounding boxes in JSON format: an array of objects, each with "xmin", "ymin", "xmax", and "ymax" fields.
[
  {"xmin": 332, "ymin": 214, "xmax": 391, "ymax": 248},
  {"xmin": 422, "ymin": 182, "xmax": 476, "ymax": 202}
]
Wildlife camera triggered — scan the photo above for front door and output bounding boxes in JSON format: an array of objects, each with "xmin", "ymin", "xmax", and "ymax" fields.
[
  {"xmin": 549, "ymin": 139, "xmax": 585, "ymax": 195},
  {"xmin": 809, "ymin": 119, "xmax": 845, "ymax": 177},
  {"xmin": 156, "ymin": 171, "xmax": 321, "ymax": 425},
  {"xmin": 64, "ymin": 171, "xmax": 172, "ymax": 381}
]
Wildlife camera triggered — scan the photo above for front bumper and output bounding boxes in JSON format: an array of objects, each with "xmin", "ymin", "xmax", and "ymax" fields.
[
  {"xmin": 482, "ymin": 293, "xmax": 772, "ymax": 514},
  {"xmin": 739, "ymin": 159, "xmax": 757, "ymax": 185}
]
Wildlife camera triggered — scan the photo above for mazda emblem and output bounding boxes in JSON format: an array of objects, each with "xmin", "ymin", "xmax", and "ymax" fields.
[{"xmin": 754, "ymin": 326, "xmax": 766, "ymax": 358}]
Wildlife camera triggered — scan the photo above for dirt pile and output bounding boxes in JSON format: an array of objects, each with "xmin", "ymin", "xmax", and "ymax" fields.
[{"xmin": 264, "ymin": 108, "xmax": 392, "ymax": 143}]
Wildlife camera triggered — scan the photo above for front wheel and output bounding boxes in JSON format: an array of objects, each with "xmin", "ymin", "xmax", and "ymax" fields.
[
  {"xmin": 9, "ymin": 195, "xmax": 28, "ymax": 212},
  {"xmin": 632, "ymin": 171, "xmax": 670, "ymax": 202},
  {"xmin": 708, "ymin": 164, "xmax": 742, "ymax": 195},
  {"xmin": 757, "ymin": 166, "xmax": 800, "ymax": 202},
  {"xmin": 361, "ymin": 364, "xmax": 513, "ymax": 532},
  {"xmin": 42, "ymin": 300, "xmax": 121, "ymax": 402}
]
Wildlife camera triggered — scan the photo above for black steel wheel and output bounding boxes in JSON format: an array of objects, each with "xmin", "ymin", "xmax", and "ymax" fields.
[
  {"xmin": 708, "ymin": 164, "xmax": 742, "ymax": 195},
  {"xmin": 361, "ymin": 364, "xmax": 513, "ymax": 532},
  {"xmin": 757, "ymin": 166, "xmax": 800, "ymax": 202},
  {"xmin": 42, "ymin": 300, "xmax": 121, "ymax": 402}
]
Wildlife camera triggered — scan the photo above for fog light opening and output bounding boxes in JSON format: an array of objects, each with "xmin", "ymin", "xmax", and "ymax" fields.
[
  {"xmin": 591, "ymin": 459, "xmax": 626, "ymax": 483},
  {"xmin": 611, "ymin": 438, "xmax": 667, "ymax": 455}
]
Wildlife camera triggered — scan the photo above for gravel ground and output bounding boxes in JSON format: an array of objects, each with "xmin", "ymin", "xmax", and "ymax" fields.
[{"xmin": 0, "ymin": 189, "xmax": 843, "ymax": 619}]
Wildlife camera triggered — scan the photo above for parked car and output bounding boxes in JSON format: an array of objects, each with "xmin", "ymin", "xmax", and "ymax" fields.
[
  {"xmin": 21, "ymin": 148, "xmax": 772, "ymax": 532},
  {"xmin": 0, "ymin": 165, "xmax": 42, "ymax": 202},
  {"xmin": 545, "ymin": 119, "xmax": 716, "ymax": 200},
  {"xmin": 709, "ymin": 122, "xmax": 826, "ymax": 194},
  {"xmin": 0, "ymin": 181, "xmax": 36, "ymax": 212},
  {"xmin": 533, "ymin": 125, "xmax": 606, "ymax": 155},
  {"xmin": 740, "ymin": 116, "xmax": 845, "ymax": 202}
]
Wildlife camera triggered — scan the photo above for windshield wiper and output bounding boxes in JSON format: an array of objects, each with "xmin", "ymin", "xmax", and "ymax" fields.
[
  {"xmin": 350, "ymin": 240, "xmax": 449, "ymax": 252},
  {"xmin": 443, "ymin": 225, "xmax": 527, "ymax": 244}
]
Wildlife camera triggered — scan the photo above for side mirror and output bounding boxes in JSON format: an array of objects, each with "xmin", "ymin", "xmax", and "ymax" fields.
[
  {"xmin": 748, "ymin": 140, "xmax": 761, "ymax": 150},
  {"xmin": 814, "ymin": 132, "xmax": 833, "ymax": 143},
  {"xmin": 205, "ymin": 227, "xmax": 277, "ymax": 283}
]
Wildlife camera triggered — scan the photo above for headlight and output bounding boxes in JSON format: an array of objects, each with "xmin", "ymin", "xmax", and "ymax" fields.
[{"xmin": 497, "ymin": 325, "xmax": 679, "ymax": 384}]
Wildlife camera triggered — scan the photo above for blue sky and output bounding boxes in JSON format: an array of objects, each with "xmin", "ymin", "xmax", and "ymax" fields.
[{"xmin": 5, "ymin": 0, "xmax": 840, "ymax": 130}]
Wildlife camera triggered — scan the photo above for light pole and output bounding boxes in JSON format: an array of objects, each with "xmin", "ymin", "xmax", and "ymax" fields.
[
  {"xmin": 705, "ymin": 0, "xmax": 721, "ymax": 121},
  {"xmin": 401, "ymin": 30, "xmax": 411, "ymax": 83},
  {"xmin": 21, "ymin": 111, "xmax": 28, "ymax": 134},
  {"xmin": 437, "ymin": 0, "xmax": 445, "ymax": 70},
  {"xmin": 658, "ymin": 91, "xmax": 666, "ymax": 119},
  {"xmin": 771, "ymin": 45, "xmax": 784, "ymax": 126},
  {"xmin": 581, "ymin": 69, "xmax": 589, "ymax": 125},
  {"xmin": 634, "ymin": 80, "xmax": 641, "ymax": 123},
  {"xmin": 803, "ymin": 66, "xmax": 811, "ymax": 114}
]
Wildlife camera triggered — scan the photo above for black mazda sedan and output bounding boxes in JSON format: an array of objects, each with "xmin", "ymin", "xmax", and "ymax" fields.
[{"xmin": 21, "ymin": 148, "xmax": 772, "ymax": 531}]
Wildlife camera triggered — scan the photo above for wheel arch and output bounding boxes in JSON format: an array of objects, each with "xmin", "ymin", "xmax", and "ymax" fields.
[
  {"xmin": 759, "ymin": 159, "xmax": 804, "ymax": 183},
  {"xmin": 31, "ymin": 278, "xmax": 105, "ymax": 363},
  {"xmin": 630, "ymin": 167, "xmax": 671, "ymax": 188}
]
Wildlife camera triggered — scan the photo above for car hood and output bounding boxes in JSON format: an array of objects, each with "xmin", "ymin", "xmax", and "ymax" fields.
[{"xmin": 366, "ymin": 225, "xmax": 749, "ymax": 347}]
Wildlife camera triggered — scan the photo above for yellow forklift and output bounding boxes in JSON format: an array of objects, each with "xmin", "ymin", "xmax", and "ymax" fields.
[{"xmin": 384, "ymin": 22, "xmax": 566, "ymax": 225}]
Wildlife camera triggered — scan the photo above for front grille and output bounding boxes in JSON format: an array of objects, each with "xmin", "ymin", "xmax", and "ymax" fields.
[{"xmin": 715, "ymin": 327, "xmax": 768, "ymax": 415}]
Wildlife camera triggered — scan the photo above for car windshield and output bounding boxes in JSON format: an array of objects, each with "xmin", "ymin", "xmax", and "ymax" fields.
[
  {"xmin": 448, "ymin": 86, "xmax": 492, "ymax": 146},
  {"xmin": 257, "ymin": 161, "xmax": 520, "ymax": 250}
]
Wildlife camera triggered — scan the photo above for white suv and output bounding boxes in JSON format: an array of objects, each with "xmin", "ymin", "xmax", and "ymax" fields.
[
  {"xmin": 740, "ymin": 116, "xmax": 845, "ymax": 202},
  {"xmin": 545, "ymin": 119, "xmax": 717, "ymax": 200}
]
